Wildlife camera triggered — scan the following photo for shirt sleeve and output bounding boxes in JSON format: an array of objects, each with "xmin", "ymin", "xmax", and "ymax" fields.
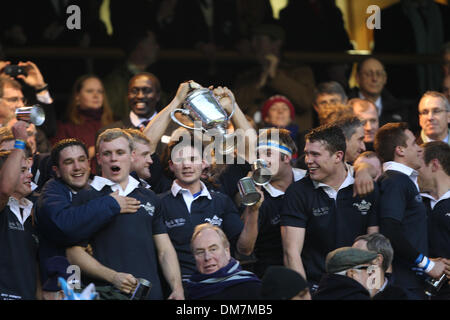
[
  {"xmin": 280, "ymin": 182, "xmax": 308, "ymax": 228},
  {"xmin": 378, "ymin": 176, "xmax": 407, "ymax": 222},
  {"xmin": 150, "ymin": 193, "xmax": 168, "ymax": 235}
]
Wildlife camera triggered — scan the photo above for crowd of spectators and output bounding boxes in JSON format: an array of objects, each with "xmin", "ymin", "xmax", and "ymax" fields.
[{"xmin": 0, "ymin": 0, "xmax": 449, "ymax": 301}]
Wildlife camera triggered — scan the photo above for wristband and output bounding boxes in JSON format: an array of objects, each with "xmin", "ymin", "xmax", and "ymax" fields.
[
  {"xmin": 424, "ymin": 260, "xmax": 435, "ymax": 273},
  {"xmin": 35, "ymin": 83, "xmax": 48, "ymax": 93},
  {"xmin": 14, "ymin": 139, "xmax": 26, "ymax": 150},
  {"xmin": 417, "ymin": 255, "xmax": 429, "ymax": 268}
]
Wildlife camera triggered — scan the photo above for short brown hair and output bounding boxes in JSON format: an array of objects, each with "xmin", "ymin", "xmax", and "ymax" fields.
[
  {"xmin": 123, "ymin": 128, "xmax": 151, "ymax": 147},
  {"xmin": 96, "ymin": 128, "xmax": 134, "ymax": 153},
  {"xmin": 373, "ymin": 122, "xmax": 409, "ymax": 163},
  {"xmin": 423, "ymin": 141, "xmax": 450, "ymax": 175}
]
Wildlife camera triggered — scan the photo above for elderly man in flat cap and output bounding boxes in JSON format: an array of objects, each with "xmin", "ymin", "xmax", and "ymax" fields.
[{"xmin": 314, "ymin": 247, "xmax": 378, "ymax": 300}]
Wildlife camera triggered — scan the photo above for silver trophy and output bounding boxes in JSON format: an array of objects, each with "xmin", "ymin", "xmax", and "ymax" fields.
[
  {"xmin": 15, "ymin": 105, "xmax": 45, "ymax": 126},
  {"xmin": 251, "ymin": 159, "xmax": 272, "ymax": 186},
  {"xmin": 170, "ymin": 87, "xmax": 235, "ymax": 154}
]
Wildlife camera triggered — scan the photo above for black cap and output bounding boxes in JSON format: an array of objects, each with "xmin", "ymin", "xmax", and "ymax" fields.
[{"xmin": 261, "ymin": 266, "xmax": 308, "ymax": 300}]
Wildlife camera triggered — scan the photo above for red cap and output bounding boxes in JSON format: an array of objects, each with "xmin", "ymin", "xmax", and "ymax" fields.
[{"xmin": 261, "ymin": 95, "xmax": 295, "ymax": 121}]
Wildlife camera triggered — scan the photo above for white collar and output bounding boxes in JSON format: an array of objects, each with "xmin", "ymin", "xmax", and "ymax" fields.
[
  {"xmin": 383, "ymin": 161, "xmax": 418, "ymax": 177},
  {"xmin": 129, "ymin": 110, "xmax": 157, "ymax": 128},
  {"xmin": 263, "ymin": 168, "xmax": 306, "ymax": 198},
  {"xmin": 383, "ymin": 161, "xmax": 419, "ymax": 191},
  {"xmin": 171, "ymin": 180, "xmax": 212, "ymax": 200},
  {"xmin": 421, "ymin": 129, "xmax": 450, "ymax": 144},
  {"xmin": 90, "ymin": 175, "xmax": 140, "ymax": 196},
  {"xmin": 421, "ymin": 190, "xmax": 450, "ymax": 210},
  {"xmin": 8, "ymin": 197, "xmax": 33, "ymax": 226},
  {"xmin": 312, "ymin": 165, "xmax": 354, "ymax": 200}
]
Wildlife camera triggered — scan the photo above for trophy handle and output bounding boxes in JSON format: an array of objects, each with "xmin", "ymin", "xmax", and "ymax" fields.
[{"xmin": 170, "ymin": 109, "xmax": 204, "ymax": 131}]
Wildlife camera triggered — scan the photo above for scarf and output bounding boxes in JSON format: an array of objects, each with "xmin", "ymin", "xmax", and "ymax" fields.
[{"xmin": 185, "ymin": 258, "xmax": 261, "ymax": 299}]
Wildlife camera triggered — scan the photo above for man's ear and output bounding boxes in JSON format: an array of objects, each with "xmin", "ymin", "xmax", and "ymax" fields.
[
  {"xmin": 334, "ymin": 150, "xmax": 345, "ymax": 163},
  {"xmin": 52, "ymin": 165, "xmax": 61, "ymax": 178},
  {"xmin": 168, "ymin": 159, "xmax": 174, "ymax": 173},
  {"xmin": 431, "ymin": 158, "xmax": 441, "ymax": 173},
  {"xmin": 394, "ymin": 145, "xmax": 404, "ymax": 158}
]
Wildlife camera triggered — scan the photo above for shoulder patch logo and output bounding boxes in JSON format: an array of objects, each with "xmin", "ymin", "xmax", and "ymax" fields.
[
  {"xmin": 353, "ymin": 200, "xmax": 372, "ymax": 215},
  {"xmin": 204, "ymin": 215, "xmax": 223, "ymax": 226},
  {"xmin": 140, "ymin": 202, "xmax": 155, "ymax": 216}
]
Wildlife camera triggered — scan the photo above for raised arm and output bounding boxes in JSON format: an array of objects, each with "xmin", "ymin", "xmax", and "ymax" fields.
[
  {"xmin": 0, "ymin": 121, "xmax": 28, "ymax": 210},
  {"xmin": 143, "ymin": 81, "xmax": 192, "ymax": 154}
]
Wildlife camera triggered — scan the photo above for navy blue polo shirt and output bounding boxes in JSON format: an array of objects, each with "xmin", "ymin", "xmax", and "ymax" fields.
[
  {"xmin": 159, "ymin": 182, "xmax": 244, "ymax": 277},
  {"xmin": 253, "ymin": 168, "xmax": 307, "ymax": 278},
  {"xmin": 0, "ymin": 199, "xmax": 38, "ymax": 300},
  {"xmin": 281, "ymin": 175, "xmax": 379, "ymax": 285},
  {"xmin": 73, "ymin": 178, "xmax": 167, "ymax": 300},
  {"xmin": 422, "ymin": 193, "xmax": 450, "ymax": 259},
  {"xmin": 378, "ymin": 168, "xmax": 429, "ymax": 289}
]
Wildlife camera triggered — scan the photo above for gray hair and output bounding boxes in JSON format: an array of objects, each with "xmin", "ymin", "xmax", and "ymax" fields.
[
  {"xmin": 421, "ymin": 91, "xmax": 450, "ymax": 112},
  {"xmin": 314, "ymin": 81, "xmax": 348, "ymax": 104},
  {"xmin": 354, "ymin": 233, "xmax": 393, "ymax": 272}
]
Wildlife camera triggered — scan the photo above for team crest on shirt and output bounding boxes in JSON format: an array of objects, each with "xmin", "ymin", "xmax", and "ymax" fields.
[
  {"xmin": 140, "ymin": 202, "xmax": 155, "ymax": 216},
  {"xmin": 445, "ymin": 213, "xmax": 450, "ymax": 217},
  {"xmin": 312, "ymin": 207, "xmax": 329, "ymax": 217},
  {"xmin": 353, "ymin": 200, "xmax": 372, "ymax": 215},
  {"xmin": 204, "ymin": 215, "xmax": 223, "ymax": 226}
]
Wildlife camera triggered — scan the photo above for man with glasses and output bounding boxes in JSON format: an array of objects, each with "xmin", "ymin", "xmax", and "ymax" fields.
[
  {"xmin": 348, "ymin": 57, "xmax": 408, "ymax": 127},
  {"xmin": 416, "ymin": 91, "xmax": 450, "ymax": 146},
  {"xmin": 0, "ymin": 61, "xmax": 56, "ymax": 141},
  {"xmin": 314, "ymin": 247, "xmax": 378, "ymax": 300}
]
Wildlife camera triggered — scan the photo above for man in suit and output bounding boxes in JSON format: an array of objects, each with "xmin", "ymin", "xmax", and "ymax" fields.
[{"xmin": 348, "ymin": 57, "xmax": 409, "ymax": 128}]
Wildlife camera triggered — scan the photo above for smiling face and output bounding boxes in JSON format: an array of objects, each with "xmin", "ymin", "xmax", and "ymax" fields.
[
  {"xmin": 54, "ymin": 145, "xmax": 90, "ymax": 191},
  {"xmin": 304, "ymin": 139, "xmax": 344, "ymax": 184},
  {"xmin": 128, "ymin": 75, "xmax": 160, "ymax": 118},
  {"xmin": 352, "ymin": 102, "xmax": 379, "ymax": 143},
  {"xmin": 169, "ymin": 145, "xmax": 206, "ymax": 188},
  {"xmin": 12, "ymin": 157, "xmax": 33, "ymax": 199},
  {"xmin": 97, "ymin": 137, "xmax": 133, "ymax": 188},
  {"xmin": 193, "ymin": 228, "xmax": 231, "ymax": 275}
]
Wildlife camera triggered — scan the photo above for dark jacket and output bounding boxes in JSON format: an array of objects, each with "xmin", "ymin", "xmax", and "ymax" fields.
[
  {"xmin": 35, "ymin": 178, "xmax": 120, "ymax": 283},
  {"xmin": 313, "ymin": 274, "xmax": 371, "ymax": 300}
]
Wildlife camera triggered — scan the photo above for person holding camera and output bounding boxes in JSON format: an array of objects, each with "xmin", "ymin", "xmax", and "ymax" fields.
[{"xmin": 0, "ymin": 60, "xmax": 56, "ymax": 144}]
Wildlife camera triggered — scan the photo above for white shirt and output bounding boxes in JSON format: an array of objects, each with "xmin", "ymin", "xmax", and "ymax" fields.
[
  {"xmin": 129, "ymin": 110, "xmax": 157, "ymax": 128},
  {"xmin": 8, "ymin": 197, "xmax": 33, "ymax": 226},
  {"xmin": 383, "ymin": 161, "xmax": 420, "ymax": 192},
  {"xmin": 421, "ymin": 190, "xmax": 450, "ymax": 210},
  {"xmin": 263, "ymin": 168, "xmax": 306, "ymax": 198},
  {"xmin": 171, "ymin": 180, "xmax": 212, "ymax": 213},
  {"xmin": 421, "ymin": 129, "xmax": 450, "ymax": 144},
  {"xmin": 312, "ymin": 165, "xmax": 355, "ymax": 200},
  {"xmin": 90, "ymin": 175, "xmax": 140, "ymax": 196}
]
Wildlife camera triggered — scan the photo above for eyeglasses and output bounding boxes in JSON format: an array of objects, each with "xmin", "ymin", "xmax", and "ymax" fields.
[
  {"xmin": 361, "ymin": 71, "xmax": 386, "ymax": 79},
  {"xmin": 418, "ymin": 108, "xmax": 447, "ymax": 116},
  {"xmin": 352, "ymin": 265, "xmax": 370, "ymax": 271},
  {"xmin": 129, "ymin": 87, "xmax": 153, "ymax": 96},
  {"xmin": 1, "ymin": 96, "xmax": 27, "ymax": 104}
]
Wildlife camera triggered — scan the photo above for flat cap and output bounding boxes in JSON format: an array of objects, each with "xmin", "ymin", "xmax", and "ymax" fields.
[{"xmin": 326, "ymin": 247, "xmax": 378, "ymax": 274}]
